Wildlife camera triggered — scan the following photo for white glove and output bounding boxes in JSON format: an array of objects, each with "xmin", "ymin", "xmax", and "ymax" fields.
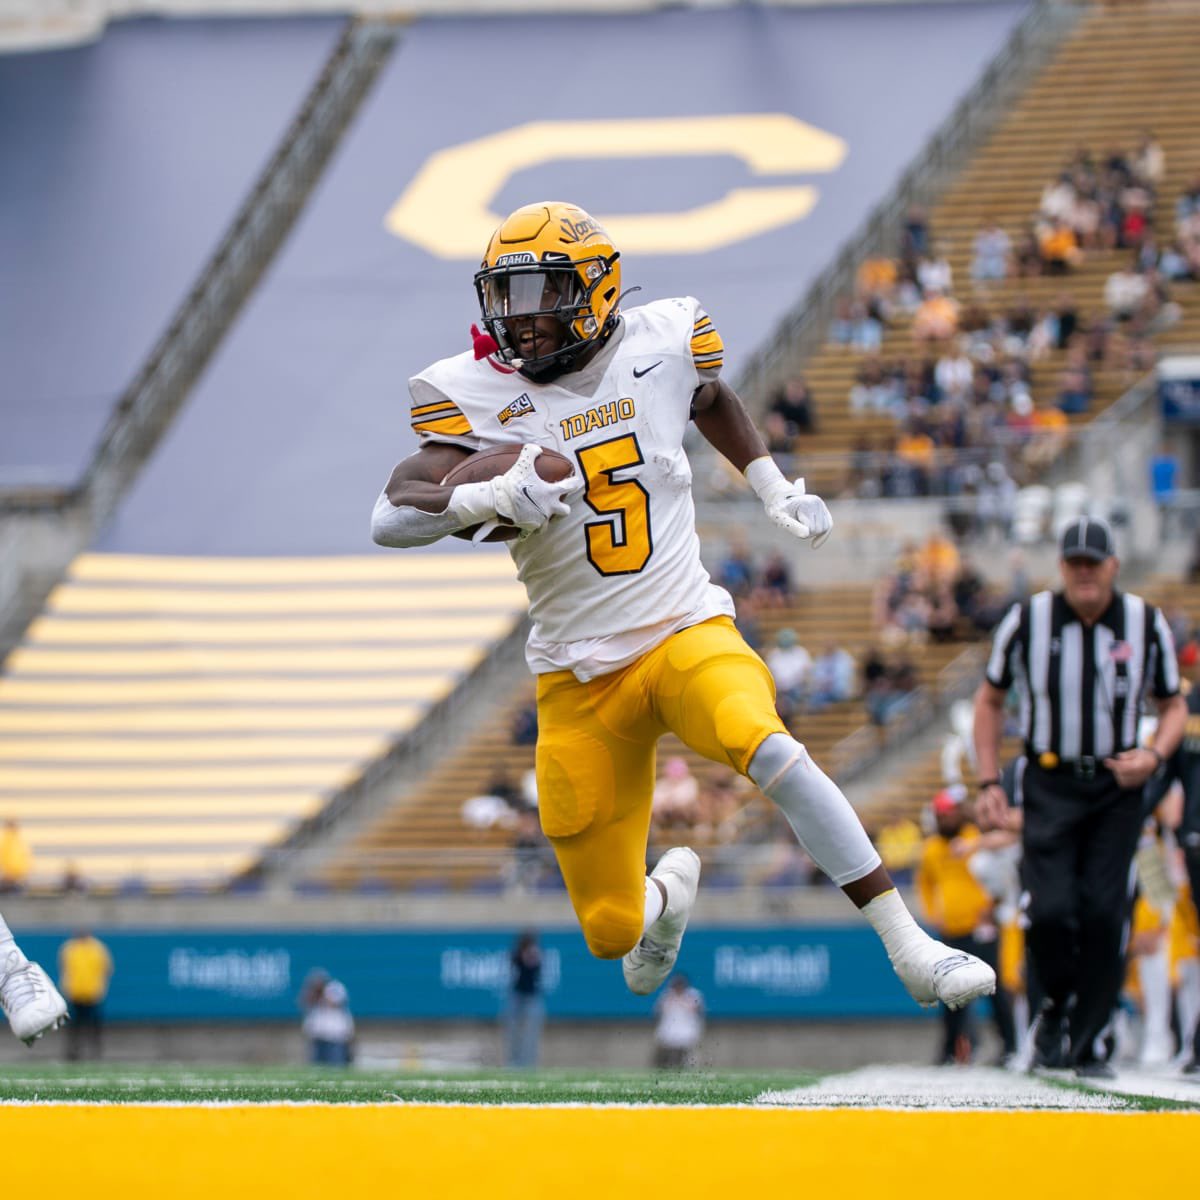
[
  {"xmin": 744, "ymin": 456, "xmax": 833, "ymax": 548},
  {"xmin": 492, "ymin": 444, "xmax": 582, "ymax": 531},
  {"xmin": 447, "ymin": 444, "xmax": 581, "ymax": 539}
]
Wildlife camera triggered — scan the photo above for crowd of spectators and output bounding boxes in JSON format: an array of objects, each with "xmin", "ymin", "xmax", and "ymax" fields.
[{"xmin": 805, "ymin": 136, "xmax": 1193, "ymax": 509}]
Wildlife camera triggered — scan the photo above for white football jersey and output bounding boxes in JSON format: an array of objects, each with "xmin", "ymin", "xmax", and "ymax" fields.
[{"xmin": 408, "ymin": 297, "xmax": 735, "ymax": 680}]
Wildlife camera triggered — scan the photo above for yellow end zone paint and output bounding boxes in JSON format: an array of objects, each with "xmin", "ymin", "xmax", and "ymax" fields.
[{"xmin": 4, "ymin": 1106, "xmax": 1193, "ymax": 1199}]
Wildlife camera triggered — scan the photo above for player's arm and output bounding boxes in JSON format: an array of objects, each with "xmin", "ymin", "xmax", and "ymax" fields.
[
  {"xmin": 372, "ymin": 443, "xmax": 577, "ymax": 547},
  {"xmin": 692, "ymin": 379, "xmax": 832, "ymax": 546}
]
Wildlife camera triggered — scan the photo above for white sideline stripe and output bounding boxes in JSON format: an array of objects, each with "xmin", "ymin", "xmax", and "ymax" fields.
[{"xmin": 755, "ymin": 1065, "xmax": 1133, "ymax": 1110}]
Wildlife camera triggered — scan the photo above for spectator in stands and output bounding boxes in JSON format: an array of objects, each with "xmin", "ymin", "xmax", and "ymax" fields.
[
  {"xmin": 917, "ymin": 789, "xmax": 1016, "ymax": 1066},
  {"xmin": 763, "ymin": 410, "xmax": 799, "ymax": 477},
  {"xmin": 767, "ymin": 628, "xmax": 812, "ymax": 722},
  {"xmin": 857, "ymin": 257, "xmax": 898, "ymax": 320},
  {"xmin": 755, "ymin": 551, "xmax": 794, "ymax": 608},
  {"xmin": 462, "ymin": 771, "xmax": 524, "ymax": 833},
  {"xmin": 1176, "ymin": 171, "xmax": 1200, "ymax": 239},
  {"xmin": 1038, "ymin": 216, "xmax": 1082, "ymax": 274},
  {"xmin": 877, "ymin": 815, "xmax": 923, "ymax": 888},
  {"xmin": 768, "ymin": 377, "xmax": 817, "ymax": 437},
  {"xmin": 505, "ymin": 930, "xmax": 545, "ymax": 1068},
  {"xmin": 971, "ymin": 219, "xmax": 1011, "ymax": 285},
  {"xmin": 508, "ymin": 808, "xmax": 551, "ymax": 893},
  {"xmin": 1055, "ymin": 360, "xmax": 1093, "ymax": 416},
  {"xmin": 901, "ymin": 205, "xmax": 931, "ymax": 261},
  {"xmin": 715, "ymin": 537, "xmax": 756, "ymax": 599},
  {"xmin": 1105, "ymin": 258, "xmax": 1151, "ymax": 321},
  {"xmin": 302, "ymin": 978, "xmax": 355, "ymax": 1067},
  {"xmin": 652, "ymin": 757, "xmax": 701, "ymax": 832},
  {"xmin": 912, "ymin": 288, "xmax": 959, "ymax": 344},
  {"xmin": 863, "ymin": 647, "xmax": 918, "ymax": 727},
  {"xmin": 849, "ymin": 356, "xmax": 899, "ymax": 415},
  {"xmin": 917, "ymin": 245, "xmax": 953, "ymax": 298},
  {"xmin": 842, "ymin": 434, "xmax": 881, "ymax": 499},
  {"xmin": 0, "ymin": 820, "xmax": 31, "ymax": 893},
  {"xmin": 1025, "ymin": 401, "xmax": 1072, "ymax": 471},
  {"xmin": 1132, "ymin": 131, "xmax": 1165, "ymax": 190},
  {"xmin": 1013, "ymin": 225, "xmax": 1043, "ymax": 277},
  {"xmin": 808, "ymin": 640, "xmax": 857, "ymax": 710},
  {"xmin": 895, "ymin": 421, "xmax": 936, "ymax": 496},
  {"xmin": 918, "ymin": 529, "xmax": 960, "ymax": 590},
  {"xmin": 934, "ymin": 343, "xmax": 974, "ymax": 407},
  {"xmin": 653, "ymin": 974, "xmax": 705, "ymax": 1069},
  {"xmin": 58, "ymin": 930, "xmax": 113, "ymax": 1062},
  {"xmin": 511, "ymin": 699, "xmax": 538, "ymax": 746}
]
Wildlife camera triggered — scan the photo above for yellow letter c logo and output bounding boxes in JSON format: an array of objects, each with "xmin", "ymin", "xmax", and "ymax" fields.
[{"xmin": 384, "ymin": 114, "xmax": 847, "ymax": 258}]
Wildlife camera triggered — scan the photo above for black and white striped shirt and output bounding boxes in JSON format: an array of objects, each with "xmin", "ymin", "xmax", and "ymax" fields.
[{"xmin": 986, "ymin": 589, "xmax": 1180, "ymax": 760}]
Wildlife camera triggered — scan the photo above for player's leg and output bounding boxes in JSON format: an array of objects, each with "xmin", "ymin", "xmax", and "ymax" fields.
[
  {"xmin": 0, "ymin": 911, "xmax": 67, "ymax": 1045},
  {"xmin": 535, "ymin": 669, "xmax": 661, "ymax": 962},
  {"xmin": 650, "ymin": 617, "xmax": 995, "ymax": 1010}
]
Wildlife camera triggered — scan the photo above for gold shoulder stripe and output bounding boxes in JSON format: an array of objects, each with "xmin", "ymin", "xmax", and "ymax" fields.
[
  {"xmin": 691, "ymin": 330, "xmax": 724, "ymax": 358},
  {"xmin": 411, "ymin": 400, "xmax": 463, "ymax": 419},
  {"xmin": 693, "ymin": 352, "xmax": 724, "ymax": 366},
  {"xmin": 414, "ymin": 413, "xmax": 473, "ymax": 436},
  {"xmin": 692, "ymin": 320, "xmax": 715, "ymax": 335}
]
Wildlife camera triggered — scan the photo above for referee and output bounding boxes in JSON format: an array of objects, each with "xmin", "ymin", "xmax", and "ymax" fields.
[{"xmin": 973, "ymin": 516, "xmax": 1186, "ymax": 1077}]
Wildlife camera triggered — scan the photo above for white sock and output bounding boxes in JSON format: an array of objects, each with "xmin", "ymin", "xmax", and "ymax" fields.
[
  {"xmin": 748, "ymin": 733, "xmax": 881, "ymax": 885},
  {"xmin": 861, "ymin": 888, "xmax": 932, "ymax": 961},
  {"xmin": 643, "ymin": 877, "xmax": 666, "ymax": 931}
]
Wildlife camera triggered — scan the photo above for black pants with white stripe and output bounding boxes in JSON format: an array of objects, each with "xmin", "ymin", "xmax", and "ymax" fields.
[{"xmin": 1020, "ymin": 764, "xmax": 1142, "ymax": 1067}]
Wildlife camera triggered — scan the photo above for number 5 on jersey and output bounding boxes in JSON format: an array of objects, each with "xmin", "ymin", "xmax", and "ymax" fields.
[{"xmin": 576, "ymin": 433, "xmax": 653, "ymax": 576}]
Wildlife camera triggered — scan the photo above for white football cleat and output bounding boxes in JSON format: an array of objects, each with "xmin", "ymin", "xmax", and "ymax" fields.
[
  {"xmin": 1, "ymin": 951, "xmax": 68, "ymax": 1046},
  {"xmin": 890, "ymin": 937, "xmax": 996, "ymax": 1011},
  {"xmin": 622, "ymin": 847, "xmax": 701, "ymax": 996}
]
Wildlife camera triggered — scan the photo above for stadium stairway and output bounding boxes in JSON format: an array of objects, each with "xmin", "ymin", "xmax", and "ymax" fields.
[
  {"xmin": 318, "ymin": 584, "xmax": 977, "ymax": 892},
  {"xmin": 0, "ymin": 551, "xmax": 523, "ymax": 890},
  {"xmin": 785, "ymin": 0, "xmax": 1200, "ymax": 496}
]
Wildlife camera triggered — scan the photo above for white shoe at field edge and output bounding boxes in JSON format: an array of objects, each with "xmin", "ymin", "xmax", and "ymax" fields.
[
  {"xmin": 1, "ymin": 951, "xmax": 68, "ymax": 1045},
  {"xmin": 890, "ymin": 936, "xmax": 996, "ymax": 1011},
  {"xmin": 622, "ymin": 847, "xmax": 701, "ymax": 996}
]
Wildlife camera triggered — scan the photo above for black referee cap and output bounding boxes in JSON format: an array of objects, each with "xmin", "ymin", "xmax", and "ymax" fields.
[{"xmin": 1060, "ymin": 516, "xmax": 1115, "ymax": 562}]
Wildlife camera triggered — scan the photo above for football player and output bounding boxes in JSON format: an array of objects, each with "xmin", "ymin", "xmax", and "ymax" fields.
[
  {"xmin": 0, "ymin": 913, "xmax": 67, "ymax": 1044},
  {"xmin": 372, "ymin": 201, "xmax": 994, "ymax": 1009}
]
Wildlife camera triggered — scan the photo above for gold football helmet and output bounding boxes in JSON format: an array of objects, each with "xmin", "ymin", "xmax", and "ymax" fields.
[{"xmin": 474, "ymin": 201, "xmax": 622, "ymax": 380}]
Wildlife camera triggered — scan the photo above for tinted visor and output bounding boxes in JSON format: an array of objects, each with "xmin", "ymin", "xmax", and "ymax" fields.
[{"xmin": 478, "ymin": 265, "xmax": 584, "ymax": 323}]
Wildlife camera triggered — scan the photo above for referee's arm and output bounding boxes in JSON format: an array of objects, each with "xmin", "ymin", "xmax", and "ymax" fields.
[
  {"xmin": 973, "ymin": 679, "xmax": 1011, "ymax": 831},
  {"xmin": 1104, "ymin": 690, "xmax": 1187, "ymax": 789}
]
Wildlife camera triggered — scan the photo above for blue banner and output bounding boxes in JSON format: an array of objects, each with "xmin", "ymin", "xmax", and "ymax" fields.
[{"xmin": 23, "ymin": 926, "xmax": 929, "ymax": 1023}]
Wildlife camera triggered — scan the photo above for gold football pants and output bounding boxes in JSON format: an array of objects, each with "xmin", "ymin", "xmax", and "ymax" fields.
[{"xmin": 535, "ymin": 616, "xmax": 786, "ymax": 958}]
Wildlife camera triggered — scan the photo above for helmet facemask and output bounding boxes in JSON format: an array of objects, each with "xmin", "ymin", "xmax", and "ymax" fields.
[{"xmin": 474, "ymin": 254, "xmax": 618, "ymax": 382}]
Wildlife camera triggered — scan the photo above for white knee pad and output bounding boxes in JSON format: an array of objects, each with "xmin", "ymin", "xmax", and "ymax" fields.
[{"xmin": 748, "ymin": 732, "xmax": 880, "ymax": 887}]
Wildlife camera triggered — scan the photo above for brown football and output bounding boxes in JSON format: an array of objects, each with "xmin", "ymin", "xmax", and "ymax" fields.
[{"xmin": 442, "ymin": 444, "xmax": 575, "ymax": 542}]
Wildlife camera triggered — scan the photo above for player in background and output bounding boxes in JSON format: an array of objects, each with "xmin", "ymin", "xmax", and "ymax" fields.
[
  {"xmin": 372, "ymin": 201, "xmax": 995, "ymax": 1010},
  {"xmin": 0, "ymin": 912, "xmax": 68, "ymax": 1044}
]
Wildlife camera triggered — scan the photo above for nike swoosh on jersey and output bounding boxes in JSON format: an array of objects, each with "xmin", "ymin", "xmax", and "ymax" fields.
[{"xmin": 632, "ymin": 361, "xmax": 663, "ymax": 378}]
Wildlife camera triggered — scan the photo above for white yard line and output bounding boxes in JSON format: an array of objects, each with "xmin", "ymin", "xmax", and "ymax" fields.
[{"xmin": 756, "ymin": 1065, "xmax": 1134, "ymax": 1110}]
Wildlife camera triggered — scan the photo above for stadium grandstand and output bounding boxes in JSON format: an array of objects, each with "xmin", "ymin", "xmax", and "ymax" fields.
[{"xmin": 1, "ymin": 0, "xmax": 1199, "ymax": 1154}]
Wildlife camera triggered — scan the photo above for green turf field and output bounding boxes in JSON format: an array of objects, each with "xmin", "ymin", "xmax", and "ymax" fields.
[
  {"xmin": 0, "ymin": 1064, "xmax": 816, "ymax": 1105},
  {"xmin": 0, "ymin": 1063, "xmax": 1197, "ymax": 1110}
]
